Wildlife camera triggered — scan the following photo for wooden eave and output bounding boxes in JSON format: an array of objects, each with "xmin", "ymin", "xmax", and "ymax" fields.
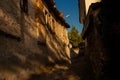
[{"xmin": 43, "ymin": 0, "xmax": 70, "ymax": 28}]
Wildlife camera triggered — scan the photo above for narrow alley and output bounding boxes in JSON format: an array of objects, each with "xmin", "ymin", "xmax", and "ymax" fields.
[{"xmin": 0, "ymin": 0, "xmax": 120, "ymax": 80}]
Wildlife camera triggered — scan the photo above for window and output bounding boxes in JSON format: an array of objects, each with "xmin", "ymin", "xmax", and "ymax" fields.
[
  {"xmin": 45, "ymin": 10, "xmax": 48, "ymax": 24},
  {"xmin": 52, "ymin": 19, "xmax": 54, "ymax": 28},
  {"xmin": 20, "ymin": 0, "xmax": 28, "ymax": 14}
]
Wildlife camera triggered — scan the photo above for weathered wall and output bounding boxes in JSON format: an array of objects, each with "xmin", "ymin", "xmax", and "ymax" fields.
[
  {"xmin": 79, "ymin": 0, "xmax": 120, "ymax": 80},
  {"xmin": 0, "ymin": 0, "xmax": 70, "ymax": 79},
  {"xmin": 37, "ymin": 0, "xmax": 70, "ymax": 60}
]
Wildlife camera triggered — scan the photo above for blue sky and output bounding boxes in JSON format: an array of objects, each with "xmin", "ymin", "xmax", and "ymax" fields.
[{"xmin": 54, "ymin": 0, "xmax": 83, "ymax": 33}]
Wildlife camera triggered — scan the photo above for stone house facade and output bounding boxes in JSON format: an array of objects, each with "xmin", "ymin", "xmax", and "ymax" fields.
[
  {"xmin": 0, "ymin": 0, "xmax": 70, "ymax": 79},
  {"xmin": 35, "ymin": 0, "xmax": 70, "ymax": 59}
]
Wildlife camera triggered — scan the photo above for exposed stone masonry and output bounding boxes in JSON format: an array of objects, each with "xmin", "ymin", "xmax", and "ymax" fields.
[{"xmin": 0, "ymin": 0, "xmax": 71, "ymax": 79}]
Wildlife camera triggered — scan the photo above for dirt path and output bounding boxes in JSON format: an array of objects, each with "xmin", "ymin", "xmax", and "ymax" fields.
[{"xmin": 28, "ymin": 55, "xmax": 95, "ymax": 80}]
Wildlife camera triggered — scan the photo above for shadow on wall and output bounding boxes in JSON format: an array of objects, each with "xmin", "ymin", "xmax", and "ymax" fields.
[
  {"xmin": 0, "ymin": 34, "xmax": 58, "ymax": 79},
  {"xmin": 0, "ymin": 0, "xmax": 70, "ymax": 79}
]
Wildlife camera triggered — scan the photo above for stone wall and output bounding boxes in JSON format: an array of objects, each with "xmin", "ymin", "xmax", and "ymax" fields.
[
  {"xmin": 79, "ymin": 0, "xmax": 120, "ymax": 80},
  {"xmin": 0, "ymin": 0, "xmax": 70, "ymax": 79},
  {"xmin": 37, "ymin": 0, "xmax": 70, "ymax": 60}
]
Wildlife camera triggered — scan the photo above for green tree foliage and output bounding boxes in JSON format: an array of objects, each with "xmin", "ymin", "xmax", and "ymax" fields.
[{"xmin": 68, "ymin": 26, "xmax": 83, "ymax": 48}]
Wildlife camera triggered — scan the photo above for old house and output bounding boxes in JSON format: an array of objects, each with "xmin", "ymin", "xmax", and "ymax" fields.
[
  {"xmin": 0, "ymin": 0, "xmax": 70, "ymax": 79},
  {"xmin": 36, "ymin": 0, "xmax": 70, "ymax": 60},
  {"xmin": 79, "ymin": 0, "xmax": 120, "ymax": 80}
]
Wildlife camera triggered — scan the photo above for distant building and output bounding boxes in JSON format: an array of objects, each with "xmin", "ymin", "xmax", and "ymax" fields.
[
  {"xmin": 85, "ymin": 0, "xmax": 101, "ymax": 14},
  {"xmin": 78, "ymin": 0, "xmax": 101, "ymax": 23}
]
